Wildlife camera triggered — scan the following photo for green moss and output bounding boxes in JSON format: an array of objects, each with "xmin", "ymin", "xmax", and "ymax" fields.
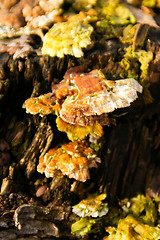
[{"xmin": 96, "ymin": 20, "xmax": 124, "ymax": 39}]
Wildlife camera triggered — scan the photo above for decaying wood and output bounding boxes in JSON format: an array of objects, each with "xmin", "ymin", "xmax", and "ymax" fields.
[
  {"xmin": 98, "ymin": 39, "xmax": 160, "ymax": 200},
  {"xmin": 20, "ymin": 118, "xmax": 54, "ymax": 179},
  {"xmin": 0, "ymin": 27, "xmax": 160, "ymax": 239},
  {"xmin": 0, "ymin": 201, "xmax": 77, "ymax": 240}
]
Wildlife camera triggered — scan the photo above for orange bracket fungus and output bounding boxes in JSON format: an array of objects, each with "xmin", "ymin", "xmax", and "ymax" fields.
[
  {"xmin": 23, "ymin": 92, "xmax": 56, "ymax": 116},
  {"xmin": 54, "ymin": 67, "xmax": 143, "ymax": 126},
  {"xmin": 23, "ymin": 66, "xmax": 143, "ymax": 127},
  {"xmin": 37, "ymin": 141, "xmax": 101, "ymax": 182},
  {"xmin": 23, "ymin": 66, "xmax": 143, "ymax": 181}
]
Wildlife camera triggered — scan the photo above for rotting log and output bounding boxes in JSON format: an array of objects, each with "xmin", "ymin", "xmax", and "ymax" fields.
[{"xmin": 0, "ymin": 32, "xmax": 160, "ymax": 239}]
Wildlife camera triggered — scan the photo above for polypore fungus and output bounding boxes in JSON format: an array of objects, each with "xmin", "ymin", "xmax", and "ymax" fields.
[
  {"xmin": 42, "ymin": 20, "xmax": 93, "ymax": 58},
  {"xmin": 54, "ymin": 67, "xmax": 143, "ymax": 126},
  {"xmin": 23, "ymin": 92, "xmax": 56, "ymax": 116},
  {"xmin": 56, "ymin": 117, "xmax": 103, "ymax": 141},
  {"xmin": 0, "ymin": 0, "xmax": 63, "ymax": 39},
  {"xmin": 23, "ymin": 66, "xmax": 143, "ymax": 128},
  {"xmin": 72, "ymin": 193, "xmax": 108, "ymax": 217},
  {"xmin": 37, "ymin": 141, "xmax": 101, "ymax": 182}
]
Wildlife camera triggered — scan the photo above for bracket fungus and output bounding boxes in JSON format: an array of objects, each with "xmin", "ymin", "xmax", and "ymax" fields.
[
  {"xmin": 37, "ymin": 141, "xmax": 101, "ymax": 182},
  {"xmin": 23, "ymin": 66, "xmax": 143, "ymax": 128},
  {"xmin": 72, "ymin": 193, "xmax": 108, "ymax": 218},
  {"xmin": 23, "ymin": 92, "xmax": 56, "ymax": 116},
  {"xmin": 56, "ymin": 117, "xmax": 104, "ymax": 141},
  {"xmin": 42, "ymin": 20, "xmax": 94, "ymax": 58},
  {"xmin": 0, "ymin": 0, "xmax": 63, "ymax": 40},
  {"xmin": 54, "ymin": 67, "xmax": 143, "ymax": 126},
  {"xmin": 23, "ymin": 66, "xmax": 143, "ymax": 179}
]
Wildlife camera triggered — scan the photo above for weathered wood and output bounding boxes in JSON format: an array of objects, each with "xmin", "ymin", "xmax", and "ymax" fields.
[
  {"xmin": 0, "ymin": 202, "xmax": 78, "ymax": 240},
  {"xmin": 20, "ymin": 118, "xmax": 54, "ymax": 179},
  {"xmin": 0, "ymin": 28, "xmax": 160, "ymax": 239}
]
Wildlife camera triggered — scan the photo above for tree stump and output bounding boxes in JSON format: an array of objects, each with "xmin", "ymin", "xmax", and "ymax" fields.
[{"xmin": 0, "ymin": 11, "xmax": 160, "ymax": 240}]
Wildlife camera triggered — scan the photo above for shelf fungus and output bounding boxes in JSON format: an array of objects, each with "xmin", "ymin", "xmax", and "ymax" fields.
[
  {"xmin": 54, "ymin": 67, "xmax": 143, "ymax": 126},
  {"xmin": 0, "ymin": 0, "xmax": 63, "ymax": 40},
  {"xmin": 56, "ymin": 117, "xmax": 104, "ymax": 141},
  {"xmin": 72, "ymin": 193, "xmax": 108, "ymax": 218},
  {"xmin": 23, "ymin": 67, "xmax": 143, "ymax": 129},
  {"xmin": 37, "ymin": 141, "xmax": 101, "ymax": 182},
  {"xmin": 42, "ymin": 20, "xmax": 94, "ymax": 58},
  {"xmin": 23, "ymin": 92, "xmax": 56, "ymax": 116}
]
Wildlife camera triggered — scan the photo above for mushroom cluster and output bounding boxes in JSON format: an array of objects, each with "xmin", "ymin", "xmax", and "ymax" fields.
[{"xmin": 23, "ymin": 66, "xmax": 143, "ymax": 181}]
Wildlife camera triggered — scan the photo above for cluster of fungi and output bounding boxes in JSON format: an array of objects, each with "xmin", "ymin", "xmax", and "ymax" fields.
[
  {"xmin": 1, "ymin": 0, "xmax": 160, "ymax": 238},
  {"xmin": 23, "ymin": 65, "xmax": 143, "ymax": 182}
]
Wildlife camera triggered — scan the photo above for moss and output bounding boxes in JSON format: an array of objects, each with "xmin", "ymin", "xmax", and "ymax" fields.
[{"xmin": 95, "ymin": 20, "xmax": 124, "ymax": 40}]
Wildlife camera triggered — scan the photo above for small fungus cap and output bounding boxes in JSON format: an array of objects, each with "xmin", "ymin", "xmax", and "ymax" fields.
[
  {"xmin": 37, "ymin": 141, "xmax": 101, "ymax": 182},
  {"xmin": 72, "ymin": 193, "xmax": 109, "ymax": 217}
]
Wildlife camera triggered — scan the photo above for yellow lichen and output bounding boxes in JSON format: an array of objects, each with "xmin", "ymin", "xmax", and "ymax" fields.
[
  {"xmin": 101, "ymin": 0, "xmax": 136, "ymax": 25},
  {"xmin": 121, "ymin": 46, "xmax": 153, "ymax": 85},
  {"xmin": 71, "ymin": 0, "xmax": 97, "ymax": 11},
  {"xmin": 130, "ymin": 195, "xmax": 157, "ymax": 225},
  {"xmin": 105, "ymin": 215, "xmax": 160, "ymax": 240}
]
